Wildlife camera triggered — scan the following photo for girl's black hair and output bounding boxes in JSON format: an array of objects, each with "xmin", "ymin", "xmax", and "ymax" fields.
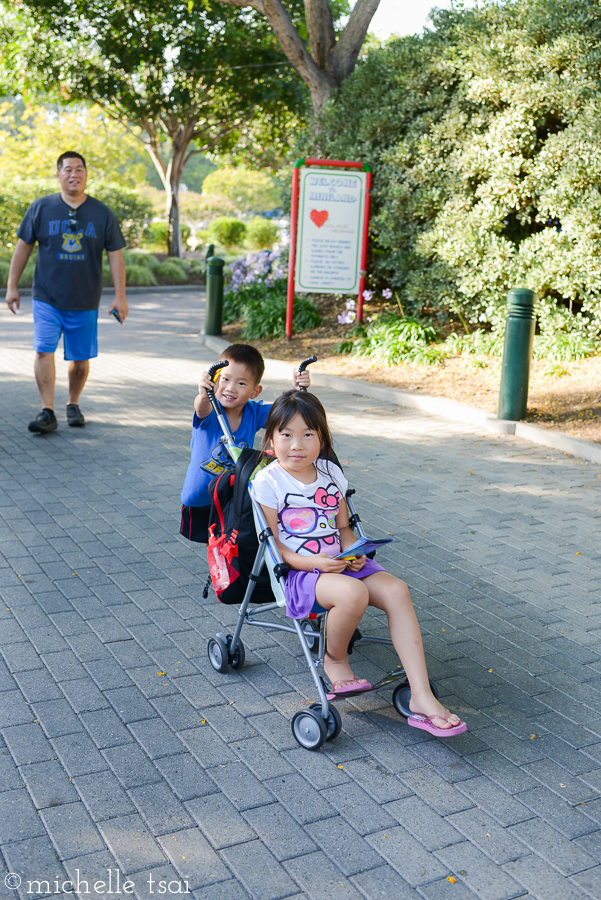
[{"xmin": 261, "ymin": 390, "xmax": 335, "ymax": 462}]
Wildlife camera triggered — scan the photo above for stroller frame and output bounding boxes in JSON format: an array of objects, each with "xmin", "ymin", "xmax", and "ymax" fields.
[{"xmin": 204, "ymin": 359, "xmax": 424, "ymax": 750}]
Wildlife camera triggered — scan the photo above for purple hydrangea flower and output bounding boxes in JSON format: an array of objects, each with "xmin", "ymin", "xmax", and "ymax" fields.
[{"xmin": 228, "ymin": 248, "xmax": 287, "ymax": 292}]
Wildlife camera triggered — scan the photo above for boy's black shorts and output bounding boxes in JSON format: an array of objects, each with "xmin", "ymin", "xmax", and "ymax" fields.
[{"xmin": 180, "ymin": 505, "xmax": 210, "ymax": 544}]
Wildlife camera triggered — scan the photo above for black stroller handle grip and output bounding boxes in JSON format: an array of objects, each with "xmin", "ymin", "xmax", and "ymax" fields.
[
  {"xmin": 207, "ymin": 360, "xmax": 229, "ymax": 397},
  {"xmin": 298, "ymin": 356, "xmax": 317, "ymax": 392}
]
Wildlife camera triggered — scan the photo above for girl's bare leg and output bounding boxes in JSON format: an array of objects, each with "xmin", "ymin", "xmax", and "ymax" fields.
[
  {"xmin": 363, "ymin": 571, "xmax": 462, "ymax": 727},
  {"xmin": 315, "ymin": 574, "xmax": 369, "ymax": 686}
]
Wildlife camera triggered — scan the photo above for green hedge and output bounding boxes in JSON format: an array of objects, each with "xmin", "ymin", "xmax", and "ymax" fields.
[
  {"xmin": 0, "ymin": 178, "xmax": 152, "ymax": 249},
  {"xmin": 224, "ymin": 278, "xmax": 321, "ymax": 339},
  {"xmin": 309, "ymin": 0, "xmax": 601, "ymax": 347}
]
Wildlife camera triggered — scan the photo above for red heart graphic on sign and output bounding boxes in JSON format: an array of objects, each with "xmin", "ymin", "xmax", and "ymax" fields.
[{"xmin": 310, "ymin": 209, "xmax": 329, "ymax": 228}]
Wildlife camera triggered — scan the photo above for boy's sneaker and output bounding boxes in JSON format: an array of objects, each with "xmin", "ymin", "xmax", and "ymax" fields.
[
  {"xmin": 28, "ymin": 408, "xmax": 58, "ymax": 433},
  {"xmin": 66, "ymin": 404, "xmax": 85, "ymax": 427}
]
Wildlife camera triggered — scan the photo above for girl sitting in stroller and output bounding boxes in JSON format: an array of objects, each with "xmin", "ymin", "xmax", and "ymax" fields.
[{"xmin": 252, "ymin": 390, "xmax": 466, "ymax": 737}]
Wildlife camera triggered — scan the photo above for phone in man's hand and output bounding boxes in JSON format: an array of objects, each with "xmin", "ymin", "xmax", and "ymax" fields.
[{"xmin": 111, "ymin": 309, "xmax": 122, "ymax": 323}]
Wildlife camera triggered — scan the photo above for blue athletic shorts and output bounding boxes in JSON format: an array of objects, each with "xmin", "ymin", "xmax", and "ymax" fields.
[{"xmin": 32, "ymin": 299, "xmax": 98, "ymax": 361}]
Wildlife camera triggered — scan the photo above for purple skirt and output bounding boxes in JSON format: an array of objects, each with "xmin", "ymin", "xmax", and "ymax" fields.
[{"xmin": 284, "ymin": 558, "xmax": 386, "ymax": 620}]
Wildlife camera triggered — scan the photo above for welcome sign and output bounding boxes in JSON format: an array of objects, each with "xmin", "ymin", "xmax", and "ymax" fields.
[{"xmin": 294, "ymin": 168, "xmax": 368, "ymax": 294}]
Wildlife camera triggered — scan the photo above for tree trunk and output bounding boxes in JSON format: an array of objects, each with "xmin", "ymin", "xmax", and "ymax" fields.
[
  {"xmin": 211, "ymin": 0, "xmax": 381, "ymax": 115},
  {"xmin": 166, "ymin": 135, "xmax": 191, "ymax": 258},
  {"xmin": 167, "ymin": 183, "xmax": 182, "ymax": 258},
  {"xmin": 143, "ymin": 127, "xmax": 191, "ymax": 257}
]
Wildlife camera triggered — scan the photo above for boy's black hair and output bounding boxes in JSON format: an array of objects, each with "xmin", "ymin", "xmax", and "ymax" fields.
[
  {"xmin": 261, "ymin": 390, "xmax": 335, "ymax": 463},
  {"xmin": 57, "ymin": 152, "xmax": 87, "ymax": 171},
  {"xmin": 221, "ymin": 343, "xmax": 265, "ymax": 385}
]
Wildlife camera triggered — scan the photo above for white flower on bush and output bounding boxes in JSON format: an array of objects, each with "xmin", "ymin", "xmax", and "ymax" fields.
[
  {"xmin": 363, "ymin": 289, "xmax": 375, "ymax": 301},
  {"xmin": 338, "ymin": 297, "xmax": 356, "ymax": 325},
  {"xmin": 382, "ymin": 288, "xmax": 393, "ymax": 300}
]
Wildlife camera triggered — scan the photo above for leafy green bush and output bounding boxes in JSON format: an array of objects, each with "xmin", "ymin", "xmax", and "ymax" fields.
[
  {"xmin": 223, "ymin": 277, "xmax": 321, "ymax": 338},
  {"xmin": 0, "ymin": 258, "xmax": 34, "ymax": 288},
  {"xmin": 223, "ymin": 278, "xmax": 271, "ymax": 323},
  {"xmin": 145, "ymin": 221, "xmax": 191, "ymax": 252},
  {"xmin": 125, "ymin": 264, "xmax": 158, "ymax": 287},
  {"xmin": 155, "ymin": 260, "xmax": 188, "ymax": 283},
  {"xmin": 443, "ymin": 330, "xmax": 505, "ymax": 359},
  {"xmin": 20, "ymin": 261, "xmax": 35, "ymax": 288},
  {"xmin": 183, "ymin": 259, "xmax": 205, "ymax": 278},
  {"xmin": 443, "ymin": 318, "xmax": 599, "ymax": 361},
  {"xmin": 125, "ymin": 250, "xmax": 161, "ymax": 271},
  {"xmin": 103, "ymin": 252, "xmax": 190, "ymax": 285},
  {"xmin": 309, "ymin": 0, "xmax": 601, "ymax": 346},
  {"xmin": 243, "ymin": 294, "xmax": 321, "ymax": 340},
  {"xmin": 245, "ymin": 217, "xmax": 278, "ymax": 251},
  {"xmin": 0, "ymin": 179, "xmax": 52, "ymax": 249},
  {"xmin": 338, "ymin": 316, "xmax": 443, "ymax": 366},
  {"xmin": 533, "ymin": 331, "xmax": 599, "ymax": 361},
  {"xmin": 208, "ymin": 217, "xmax": 247, "ymax": 251},
  {"xmin": 91, "ymin": 182, "xmax": 153, "ymax": 246},
  {"xmin": 0, "ymin": 178, "xmax": 152, "ymax": 249}
]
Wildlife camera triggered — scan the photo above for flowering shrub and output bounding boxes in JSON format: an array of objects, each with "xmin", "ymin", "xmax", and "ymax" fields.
[
  {"xmin": 223, "ymin": 247, "xmax": 320, "ymax": 339},
  {"xmin": 336, "ymin": 315, "xmax": 443, "ymax": 366},
  {"xmin": 207, "ymin": 217, "xmax": 247, "ymax": 251},
  {"xmin": 338, "ymin": 298, "xmax": 356, "ymax": 325},
  {"xmin": 229, "ymin": 249, "xmax": 287, "ymax": 293},
  {"xmin": 308, "ymin": 0, "xmax": 601, "ymax": 350},
  {"xmin": 246, "ymin": 218, "xmax": 279, "ymax": 251},
  {"xmin": 336, "ymin": 286, "xmax": 397, "ymax": 326}
]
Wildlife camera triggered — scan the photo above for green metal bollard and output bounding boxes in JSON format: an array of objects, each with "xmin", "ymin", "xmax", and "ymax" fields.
[
  {"xmin": 497, "ymin": 288, "xmax": 537, "ymax": 421},
  {"xmin": 205, "ymin": 256, "xmax": 224, "ymax": 336}
]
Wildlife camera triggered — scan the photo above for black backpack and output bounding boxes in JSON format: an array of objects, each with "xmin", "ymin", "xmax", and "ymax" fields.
[{"xmin": 206, "ymin": 448, "xmax": 276, "ymax": 605}]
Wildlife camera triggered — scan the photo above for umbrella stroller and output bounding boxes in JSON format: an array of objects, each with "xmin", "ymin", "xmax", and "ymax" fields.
[{"xmin": 204, "ymin": 357, "xmax": 438, "ymax": 750}]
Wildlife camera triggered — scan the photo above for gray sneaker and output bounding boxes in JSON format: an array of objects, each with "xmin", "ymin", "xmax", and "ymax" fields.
[
  {"xmin": 66, "ymin": 404, "xmax": 85, "ymax": 427},
  {"xmin": 28, "ymin": 408, "xmax": 58, "ymax": 433}
]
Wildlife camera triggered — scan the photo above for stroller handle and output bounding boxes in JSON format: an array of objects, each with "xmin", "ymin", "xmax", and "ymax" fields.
[
  {"xmin": 206, "ymin": 360, "xmax": 229, "ymax": 399},
  {"xmin": 298, "ymin": 356, "xmax": 317, "ymax": 391}
]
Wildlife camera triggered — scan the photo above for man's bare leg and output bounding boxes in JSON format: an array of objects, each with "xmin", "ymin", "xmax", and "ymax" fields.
[
  {"xmin": 68, "ymin": 360, "xmax": 89, "ymax": 405},
  {"xmin": 34, "ymin": 352, "xmax": 56, "ymax": 409}
]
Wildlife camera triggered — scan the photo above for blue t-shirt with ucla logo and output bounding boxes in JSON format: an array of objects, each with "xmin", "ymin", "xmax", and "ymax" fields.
[
  {"xmin": 181, "ymin": 400, "xmax": 271, "ymax": 508},
  {"xmin": 17, "ymin": 193, "xmax": 126, "ymax": 311}
]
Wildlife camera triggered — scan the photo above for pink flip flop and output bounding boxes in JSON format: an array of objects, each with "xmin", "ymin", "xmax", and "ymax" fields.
[
  {"xmin": 326, "ymin": 677, "xmax": 372, "ymax": 701},
  {"xmin": 407, "ymin": 709, "xmax": 467, "ymax": 737}
]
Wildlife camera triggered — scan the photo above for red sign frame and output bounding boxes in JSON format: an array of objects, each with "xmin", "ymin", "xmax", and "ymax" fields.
[{"xmin": 286, "ymin": 158, "xmax": 372, "ymax": 341}]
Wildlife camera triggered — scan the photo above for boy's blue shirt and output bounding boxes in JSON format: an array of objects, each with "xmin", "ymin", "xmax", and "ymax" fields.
[{"xmin": 180, "ymin": 398, "xmax": 270, "ymax": 508}]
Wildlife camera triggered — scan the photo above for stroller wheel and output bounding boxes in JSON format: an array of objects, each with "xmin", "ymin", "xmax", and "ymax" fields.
[
  {"xmin": 309, "ymin": 702, "xmax": 342, "ymax": 742},
  {"xmin": 300, "ymin": 618, "xmax": 320, "ymax": 652},
  {"xmin": 226, "ymin": 634, "xmax": 246, "ymax": 669},
  {"xmin": 207, "ymin": 635, "xmax": 229, "ymax": 674},
  {"xmin": 291, "ymin": 708, "xmax": 327, "ymax": 750},
  {"xmin": 392, "ymin": 678, "xmax": 439, "ymax": 719}
]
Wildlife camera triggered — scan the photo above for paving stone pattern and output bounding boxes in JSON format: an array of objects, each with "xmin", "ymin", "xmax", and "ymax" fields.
[{"xmin": 1, "ymin": 293, "xmax": 601, "ymax": 900}]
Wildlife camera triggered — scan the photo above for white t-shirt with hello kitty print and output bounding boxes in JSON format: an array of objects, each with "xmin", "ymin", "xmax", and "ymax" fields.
[{"xmin": 252, "ymin": 459, "xmax": 348, "ymax": 558}]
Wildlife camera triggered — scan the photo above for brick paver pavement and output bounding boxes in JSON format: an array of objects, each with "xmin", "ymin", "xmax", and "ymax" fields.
[{"xmin": 2, "ymin": 292, "xmax": 601, "ymax": 900}]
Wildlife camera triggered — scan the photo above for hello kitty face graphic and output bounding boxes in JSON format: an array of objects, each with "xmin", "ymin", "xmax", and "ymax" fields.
[{"xmin": 279, "ymin": 482, "xmax": 341, "ymax": 555}]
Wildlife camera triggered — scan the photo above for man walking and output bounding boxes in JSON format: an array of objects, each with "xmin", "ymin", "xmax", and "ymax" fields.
[{"xmin": 5, "ymin": 151, "xmax": 128, "ymax": 432}]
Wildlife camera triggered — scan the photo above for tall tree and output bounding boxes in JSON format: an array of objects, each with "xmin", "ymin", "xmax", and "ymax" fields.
[
  {"xmin": 208, "ymin": 0, "xmax": 382, "ymax": 114},
  {"xmin": 8, "ymin": 0, "xmax": 306, "ymax": 255}
]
